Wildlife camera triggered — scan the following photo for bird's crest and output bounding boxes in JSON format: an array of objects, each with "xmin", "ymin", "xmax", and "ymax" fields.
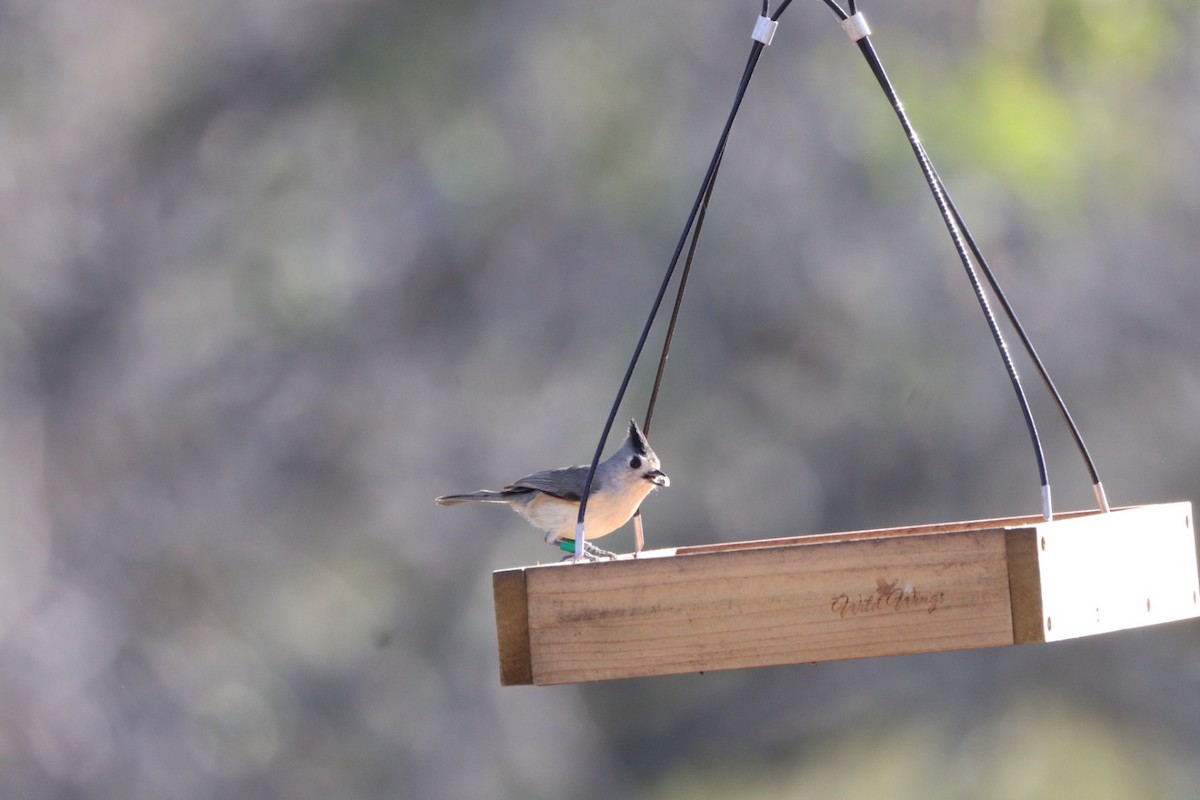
[{"xmin": 628, "ymin": 419, "xmax": 650, "ymax": 457}]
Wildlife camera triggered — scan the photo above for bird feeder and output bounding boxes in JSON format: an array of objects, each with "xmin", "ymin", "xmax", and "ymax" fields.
[
  {"xmin": 494, "ymin": 503, "xmax": 1199, "ymax": 685},
  {"xmin": 484, "ymin": 5, "xmax": 1200, "ymax": 685}
]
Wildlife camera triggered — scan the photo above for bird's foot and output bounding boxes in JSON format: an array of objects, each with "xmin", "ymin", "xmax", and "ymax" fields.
[
  {"xmin": 585, "ymin": 542, "xmax": 618, "ymax": 560},
  {"xmin": 555, "ymin": 539, "xmax": 617, "ymax": 561}
]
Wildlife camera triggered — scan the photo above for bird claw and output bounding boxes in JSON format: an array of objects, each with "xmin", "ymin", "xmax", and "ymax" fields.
[
  {"xmin": 585, "ymin": 543, "xmax": 618, "ymax": 560},
  {"xmin": 555, "ymin": 539, "xmax": 618, "ymax": 561}
]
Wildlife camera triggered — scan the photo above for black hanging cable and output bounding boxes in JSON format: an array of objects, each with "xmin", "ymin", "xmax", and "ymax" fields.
[
  {"xmin": 643, "ymin": 148, "xmax": 725, "ymax": 436},
  {"xmin": 926, "ymin": 160, "xmax": 1110, "ymax": 512},
  {"xmin": 823, "ymin": 0, "xmax": 848, "ymax": 21},
  {"xmin": 628, "ymin": 144, "xmax": 726, "ymax": 553},
  {"xmin": 838, "ymin": 11, "xmax": 1054, "ymax": 517},
  {"xmin": 573, "ymin": 4, "xmax": 789, "ymax": 559},
  {"xmin": 830, "ymin": 4, "xmax": 1109, "ymax": 517}
]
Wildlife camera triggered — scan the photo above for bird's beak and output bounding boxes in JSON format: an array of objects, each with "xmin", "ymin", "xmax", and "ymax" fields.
[{"xmin": 644, "ymin": 470, "xmax": 670, "ymax": 488}]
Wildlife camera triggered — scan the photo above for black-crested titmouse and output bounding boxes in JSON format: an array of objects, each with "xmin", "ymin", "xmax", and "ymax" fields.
[{"xmin": 436, "ymin": 419, "xmax": 669, "ymax": 559}]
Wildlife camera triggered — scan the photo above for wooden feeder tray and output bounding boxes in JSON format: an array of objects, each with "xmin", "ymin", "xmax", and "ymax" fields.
[{"xmin": 492, "ymin": 502, "xmax": 1199, "ymax": 685}]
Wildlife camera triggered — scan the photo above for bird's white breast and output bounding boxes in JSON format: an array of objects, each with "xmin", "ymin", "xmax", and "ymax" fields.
[{"xmin": 514, "ymin": 482, "xmax": 654, "ymax": 540}]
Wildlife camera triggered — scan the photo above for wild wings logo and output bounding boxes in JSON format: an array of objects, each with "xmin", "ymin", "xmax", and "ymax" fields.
[{"xmin": 830, "ymin": 577, "xmax": 945, "ymax": 619}]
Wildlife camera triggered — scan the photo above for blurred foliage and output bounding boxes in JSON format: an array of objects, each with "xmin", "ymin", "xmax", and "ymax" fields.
[
  {"xmin": 642, "ymin": 698, "xmax": 1180, "ymax": 800},
  {"xmin": 856, "ymin": 0, "xmax": 1183, "ymax": 216},
  {"xmin": 2, "ymin": 0, "xmax": 1200, "ymax": 798}
]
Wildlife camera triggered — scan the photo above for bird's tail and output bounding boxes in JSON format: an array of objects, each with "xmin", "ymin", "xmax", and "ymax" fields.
[{"xmin": 435, "ymin": 490, "xmax": 511, "ymax": 506}]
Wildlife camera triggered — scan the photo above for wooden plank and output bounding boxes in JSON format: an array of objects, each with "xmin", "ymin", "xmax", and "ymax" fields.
[
  {"xmin": 1006, "ymin": 502, "xmax": 1199, "ymax": 643},
  {"xmin": 677, "ymin": 506, "xmax": 1104, "ymax": 555},
  {"xmin": 523, "ymin": 527, "xmax": 1014, "ymax": 685},
  {"xmin": 490, "ymin": 502, "xmax": 1200, "ymax": 685},
  {"xmin": 492, "ymin": 568, "xmax": 532, "ymax": 686}
]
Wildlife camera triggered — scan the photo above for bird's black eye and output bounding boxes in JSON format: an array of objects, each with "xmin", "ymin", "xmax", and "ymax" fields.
[{"xmin": 629, "ymin": 456, "xmax": 642, "ymax": 470}]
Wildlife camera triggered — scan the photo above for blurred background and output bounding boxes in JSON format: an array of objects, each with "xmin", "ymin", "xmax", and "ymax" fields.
[{"xmin": 2, "ymin": 0, "xmax": 1199, "ymax": 796}]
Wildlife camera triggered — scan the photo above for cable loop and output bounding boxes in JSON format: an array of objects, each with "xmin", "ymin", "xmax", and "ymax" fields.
[
  {"xmin": 824, "ymin": 0, "xmax": 1107, "ymax": 517},
  {"xmin": 577, "ymin": 0, "xmax": 1111, "ymax": 560}
]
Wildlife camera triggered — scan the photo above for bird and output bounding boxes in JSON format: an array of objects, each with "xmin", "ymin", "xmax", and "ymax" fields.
[{"xmin": 436, "ymin": 419, "xmax": 669, "ymax": 559}]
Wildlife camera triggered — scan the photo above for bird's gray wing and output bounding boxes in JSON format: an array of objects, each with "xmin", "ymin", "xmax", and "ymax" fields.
[{"xmin": 506, "ymin": 465, "xmax": 602, "ymax": 502}]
